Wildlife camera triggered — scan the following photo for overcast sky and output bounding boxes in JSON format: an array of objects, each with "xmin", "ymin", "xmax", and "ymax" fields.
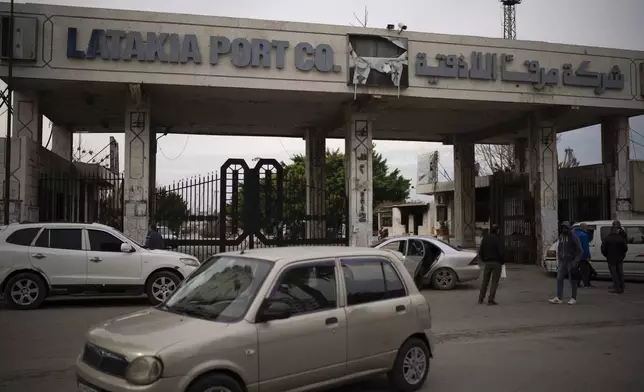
[{"xmin": 4, "ymin": 0, "xmax": 644, "ymax": 201}]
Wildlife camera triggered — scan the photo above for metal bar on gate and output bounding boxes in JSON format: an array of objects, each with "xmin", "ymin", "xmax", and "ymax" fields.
[
  {"xmin": 219, "ymin": 165, "xmax": 227, "ymax": 253},
  {"xmin": 3, "ymin": 0, "xmax": 15, "ymax": 224}
]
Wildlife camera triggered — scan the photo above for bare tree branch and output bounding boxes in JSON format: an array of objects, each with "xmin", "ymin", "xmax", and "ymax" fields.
[{"xmin": 474, "ymin": 135, "xmax": 568, "ymax": 175}]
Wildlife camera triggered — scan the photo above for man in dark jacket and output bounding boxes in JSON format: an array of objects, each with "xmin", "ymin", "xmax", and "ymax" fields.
[
  {"xmin": 145, "ymin": 224, "xmax": 165, "ymax": 250},
  {"xmin": 477, "ymin": 224, "xmax": 505, "ymax": 305},
  {"xmin": 550, "ymin": 221, "xmax": 583, "ymax": 305},
  {"xmin": 601, "ymin": 220, "xmax": 628, "ymax": 294}
]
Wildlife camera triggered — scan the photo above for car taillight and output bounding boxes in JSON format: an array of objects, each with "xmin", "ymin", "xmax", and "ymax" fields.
[
  {"xmin": 546, "ymin": 250, "xmax": 556, "ymax": 258},
  {"xmin": 469, "ymin": 256, "xmax": 479, "ymax": 265}
]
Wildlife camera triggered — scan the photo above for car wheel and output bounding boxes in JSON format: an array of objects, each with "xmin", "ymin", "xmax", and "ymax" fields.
[
  {"xmin": 388, "ymin": 337, "xmax": 430, "ymax": 391},
  {"xmin": 431, "ymin": 268, "xmax": 457, "ymax": 290},
  {"xmin": 187, "ymin": 372, "xmax": 244, "ymax": 392},
  {"xmin": 146, "ymin": 271, "xmax": 181, "ymax": 305},
  {"xmin": 3, "ymin": 272, "xmax": 47, "ymax": 310}
]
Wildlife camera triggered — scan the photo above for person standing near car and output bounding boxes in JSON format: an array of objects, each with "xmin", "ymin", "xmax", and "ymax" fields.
[
  {"xmin": 145, "ymin": 223, "xmax": 165, "ymax": 250},
  {"xmin": 477, "ymin": 224, "xmax": 505, "ymax": 305},
  {"xmin": 601, "ymin": 220, "xmax": 628, "ymax": 294},
  {"xmin": 573, "ymin": 223, "xmax": 592, "ymax": 288},
  {"xmin": 550, "ymin": 221, "xmax": 583, "ymax": 305}
]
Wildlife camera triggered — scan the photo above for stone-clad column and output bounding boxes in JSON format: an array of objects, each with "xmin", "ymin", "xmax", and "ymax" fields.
[
  {"xmin": 601, "ymin": 116, "xmax": 632, "ymax": 221},
  {"xmin": 345, "ymin": 113, "xmax": 373, "ymax": 247},
  {"xmin": 529, "ymin": 115, "xmax": 558, "ymax": 264},
  {"xmin": 453, "ymin": 140, "xmax": 476, "ymax": 248},
  {"xmin": 304, "ymin": 129, "xmax": 326, "ymax": 238},
  {"xmin": 124, "ymin": 84, "xmax": 151, "ymax": 243},
  {"xmin": 13, "ymin": 90, "xmax": 42, "ymax": 222}
]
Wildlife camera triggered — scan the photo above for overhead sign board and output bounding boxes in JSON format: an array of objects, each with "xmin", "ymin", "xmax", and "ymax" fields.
[{"xmin": 66, "ymin": 27, "xmax": 343, "ymax": 73}]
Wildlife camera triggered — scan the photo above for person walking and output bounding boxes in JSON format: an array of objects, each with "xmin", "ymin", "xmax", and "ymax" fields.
[
  {"xmin": 549, "ymin": 221, "xmax": 583, "ymax": 305},
  {"xmin": 145, "ymin": 223, "xmax": 165, "ymax": 250},
  {"xmin": 477, "ymin": 224, "xmax": 505, "ymax": 305},
  {"xmin": 573, "ymin": 223, "xmax": 593, "ymax": 287},
  {"xmin": 601, "ymin": 220, "xmax": 628, "ymax": 294}
]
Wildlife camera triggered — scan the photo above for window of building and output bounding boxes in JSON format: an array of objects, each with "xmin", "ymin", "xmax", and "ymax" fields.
[
  {"xmin": 6, "ymin": 228, "xmax": 41, "ymax": 246},
  {"xmin": 342, "ymin": 258, "xmax": 406, "ymax": 306},
  {"xmin": 88, "ymin": 230, "xmax": 124, "ymax": 252},
  {"xmin": 269, "ymin": 262, "xmax": 337, "ymax": 317}
]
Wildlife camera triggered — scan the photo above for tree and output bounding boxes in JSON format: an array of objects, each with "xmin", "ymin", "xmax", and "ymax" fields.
[
  {"xmin": 232, "ymin": 148, "xmax": 411, "ymax": 228},
  {"xmin": 153, "ymin": 188, "xmax": 188, "ymax": 234},
  {"xmin": 475, "ymin": 135, "xmax": 578, "ymax": 174}
]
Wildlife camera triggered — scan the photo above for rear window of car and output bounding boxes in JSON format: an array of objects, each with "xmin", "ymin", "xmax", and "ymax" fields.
[{"xmin": 6, "ymin": 227, "xmax": 41, "ymax": 246}]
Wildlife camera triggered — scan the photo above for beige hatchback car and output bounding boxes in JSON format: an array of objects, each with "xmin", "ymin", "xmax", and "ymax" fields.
[{"xmin": 76, "ymin": 247, "xmax": 435, "ymax": 392}]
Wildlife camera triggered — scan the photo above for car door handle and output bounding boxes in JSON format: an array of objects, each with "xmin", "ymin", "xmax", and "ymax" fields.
[
  {"xmin": 396, "ymin": 305, "xmax": 406, "ymax": 312},
  {"xmin": 32, "ymin": 253, "xmax": 45, "ymax": 259},
  {"xmin": 325, "ymin": 317, "xmax": 338, "ymax": 325},
  {"xmin": 89, "ymin": 257, "xmax": 102, "ymax": 262}
]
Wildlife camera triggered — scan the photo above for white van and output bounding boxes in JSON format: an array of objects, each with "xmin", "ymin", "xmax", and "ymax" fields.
[{"xmin": 542, "ymin": 220, "xmax": 644, "ymax": 278}]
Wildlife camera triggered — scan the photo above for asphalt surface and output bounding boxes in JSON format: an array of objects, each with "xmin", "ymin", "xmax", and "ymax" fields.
[{"xmin": 1, "ymin": 266, "xmax": 643, "ymax": 392}]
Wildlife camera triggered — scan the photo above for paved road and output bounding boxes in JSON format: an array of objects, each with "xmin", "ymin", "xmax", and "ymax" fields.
[{"xmin": 1, "ymin": 266, "xmax": 643, "ymax": 392}]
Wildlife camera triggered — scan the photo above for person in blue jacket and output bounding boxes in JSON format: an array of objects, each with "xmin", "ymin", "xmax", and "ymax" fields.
[{"xmin": 573, "ymin": 223, "xmax": 592, "ymax": 287}]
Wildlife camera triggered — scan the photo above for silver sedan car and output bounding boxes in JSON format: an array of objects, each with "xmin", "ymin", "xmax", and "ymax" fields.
[{"xmin": 372, "ymin": 235, "xmax": 480, "ymax": 290}]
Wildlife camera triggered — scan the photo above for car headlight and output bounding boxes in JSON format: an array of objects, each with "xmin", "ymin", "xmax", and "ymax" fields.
[
  {"xmin": 125, "ymin": 356, "xmax": 163, "ymax": 385},
  {"xmin": 180, "ymin": 258, "xmax": 200, "ymax": 267}
]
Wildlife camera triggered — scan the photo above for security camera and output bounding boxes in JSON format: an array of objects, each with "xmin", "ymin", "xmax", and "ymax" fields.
[
  {"xmin": 397, "ymin": 22, "xmax": 408, "ymax": 31},
  {"xmin": 386, "ymin": 24, "xmax": 395, "ymax": 30}
]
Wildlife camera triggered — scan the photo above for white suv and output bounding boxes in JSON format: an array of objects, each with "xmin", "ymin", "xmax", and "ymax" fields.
[{"xmin": 0, "ymin": 222, "xmax": 200, "ymax": 310}]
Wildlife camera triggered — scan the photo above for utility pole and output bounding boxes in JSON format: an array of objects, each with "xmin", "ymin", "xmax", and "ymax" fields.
[
  {"xmin": 500, "ymin": 0, "xmax": 522, "ymax": 40},
  {"xmin": 3, "ymin": 0, "xmax": 15, "ymax": 225}
]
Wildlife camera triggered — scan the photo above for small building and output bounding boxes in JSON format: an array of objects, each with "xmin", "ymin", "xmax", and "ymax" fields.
[{"xmin": 375, "ymin": 201, "xmax": 433, "ymax": 236}]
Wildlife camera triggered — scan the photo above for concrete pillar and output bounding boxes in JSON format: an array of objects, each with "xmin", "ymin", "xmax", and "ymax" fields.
[
  {"xmin": 345, "ymin": 113, "xmax": 373, "ymax": 246},
  {"xmin": 529, "ymin": 115, "xmax": 559, "ymax": 264},
  {"xmin": 392, "ymin": 207, "xmax": 403, "ymax": 235},
  {"xmin": 10, "ymin": 90, "xmax": 42, "ymax": 222},
  {"xmin": 453, "ymin": 140, "xmax": 476, "ymax": 248},
  {"xmin": 123, "ymin": 85, "xmax": 152, "ymax": 244},
  {"xmin": 513, "ymin": 138, "xmax": 527, "ymax": 173},
  {"xmin": 304, "ymin": 129, "xmax": 326, "ymax": 238},
  {"xmin": 601, "ymin": 116, "xmax": 631, "ymax": 221},
  {"xmin": 149, "ymin": 127, "xmax": 157, "ymax": 221},
  {"xmin": 51, "ymin": 125, "xmax": 73, "ymax": 161},
  {"xmin": 109, "ymin": 136, "xmax": 120, "ymax": 173},
  {"xmin": 408, "ymin": 213, "xmax": 415, "ymax": 234}
]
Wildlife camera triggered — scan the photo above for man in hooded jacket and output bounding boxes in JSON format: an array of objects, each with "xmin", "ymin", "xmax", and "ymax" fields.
[
  {"xmin": 549, "ymin": 221, "xmax": 583, "ymax": 305},
  {"xmin": 601, "ymin": 220, "xmax": 629, "ymax": 294}
]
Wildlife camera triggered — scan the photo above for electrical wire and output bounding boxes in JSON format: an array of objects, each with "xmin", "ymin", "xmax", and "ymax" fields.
[
  {"xmin": 159, "ymin": 135, "xmax": 190, "ymax": 161},
  {"xmin": 278, "ymin": 138, "xmax": 293, "ymax": 160}
]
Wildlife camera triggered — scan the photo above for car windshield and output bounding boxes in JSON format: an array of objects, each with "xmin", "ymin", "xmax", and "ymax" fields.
[{"xmin": 160, "ymin": 255, "xmax": 273, "ymax": 322}]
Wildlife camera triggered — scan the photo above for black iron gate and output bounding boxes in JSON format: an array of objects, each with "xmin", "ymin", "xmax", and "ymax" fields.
[
  {"xmin": 558, "ymin": 177, "xmax": 611, "ymax": 223},
  {"xmin": 155, "ymin": 159, "xmax": 348, "ymax": 260},
  {"xmin": 39, "ymin": 171, "xmax": 124, "ymax": 230},
  {"xmin": 489, "ymin": 172, "xmax": 536, "ymax": 264}
]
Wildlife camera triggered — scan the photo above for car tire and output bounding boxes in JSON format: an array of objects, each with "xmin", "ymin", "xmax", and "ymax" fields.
[
  {"xmin": 431, "ymin": 268, "xmax": 457, "ymax": 290},
  {"xmin": 388, "ymin": 337, "xmax": 430, "ymax": 392},
  {"xmin": 3, "ymin": 272, "xmax": 47, "ymax": 310},
  {"xmin": 145, "ymin": 271, "xmax": 181, "ymax": 305},
  {"xmin": 187, "ymin": 372, "xmax": 244, "ymax": 392}
]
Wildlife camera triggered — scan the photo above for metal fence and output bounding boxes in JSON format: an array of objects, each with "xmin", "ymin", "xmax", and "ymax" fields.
[
  {"xmin": 38, "ymin": 171, "xmax": 124, "ymax": 230},
  {"xmin": 558, "ymin": 176, "xmax": 611, "ymax": 224},
  {"xmin": 153, "ymin": 159, "xmax": 348, "ymax": 260}
]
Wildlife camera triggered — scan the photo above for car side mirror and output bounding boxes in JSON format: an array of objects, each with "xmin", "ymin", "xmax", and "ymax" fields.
[
  {"xmin": 257, "ymin": 299, "xmax": 292, "ymax": 323},
  {"xmin": 120, "ymin": 243, "xmax": 133, "ymax": 253}
]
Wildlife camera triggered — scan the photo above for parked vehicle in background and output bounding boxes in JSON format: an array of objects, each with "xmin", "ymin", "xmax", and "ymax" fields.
[
  {"xmin": 76, "ymin": 247, "xmax": 435, "ymax": 392},
  {"xmin": 372, "ymin": 235, "xmax": 480, "ymax": 290},
  {"xmin": 0, "ymin": 222, "xmax": 200, "ymax": 310},
  {"xmin": 542, "ymin": 220, "xmax": 644, "ymax": 278}
]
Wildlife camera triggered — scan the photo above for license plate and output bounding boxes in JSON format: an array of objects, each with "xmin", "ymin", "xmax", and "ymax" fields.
[{"xmin": 78, "ymin": 381, "xmax": 99, "ymax": 392}]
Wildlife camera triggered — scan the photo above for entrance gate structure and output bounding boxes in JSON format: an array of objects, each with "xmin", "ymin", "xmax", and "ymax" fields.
[
  {"xmin": 489, "ymin": 172, "xmax": 536, "ymax": 264},
  {"xmin": 154, "ymin": 159, "xmax": 348, "ymax": 260}
]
